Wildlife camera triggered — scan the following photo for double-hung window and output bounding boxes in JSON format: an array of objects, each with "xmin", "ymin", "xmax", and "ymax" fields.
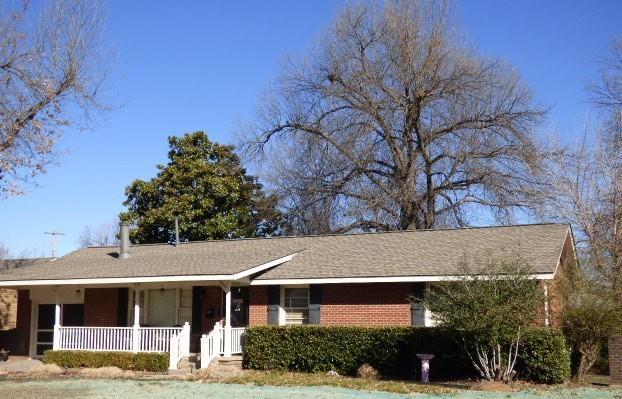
[{"xmin": 283, "ymin": 287, "xmax": 309, "ymax": 324}]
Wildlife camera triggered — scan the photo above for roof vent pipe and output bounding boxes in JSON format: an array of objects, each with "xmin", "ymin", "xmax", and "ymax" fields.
[
  {"xmin": 119, "ymin": 222, "xmax": 131, "ymax": 259},
  {"xmin": 174, "ymin": 217, "xmax": 180, "ymax": 246}
]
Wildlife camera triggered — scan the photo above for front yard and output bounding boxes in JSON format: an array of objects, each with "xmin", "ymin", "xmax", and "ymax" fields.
[{"xmin": 0, "ymin": 376, "xmax": 621, "ymax": 399}]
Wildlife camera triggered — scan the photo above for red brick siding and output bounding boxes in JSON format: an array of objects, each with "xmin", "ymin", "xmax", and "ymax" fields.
[
  {"xmin": 249, "ymin": 286, "xmax": 268, "ymax": 326},
  {"xmin": 547, "ymin": 231, "xmax": 575, "ymax": 326},
  {"xmin": 84, "ymin": 288, "xmax": 119, "ymax": 326},
  {"xmin": 0, "ymin": 290, "xmax": 32, "ymax": 355},
  {"xmin": 190, "ymin": 286, "xmax": 223, "ymax": 352},
  {"xmin": 201, "ymin": 286, "xmax": 223, "ymax": 332},
  {"xmin": 609, "ymin": 336, "xmax": 622, "ymax": 384},
  {"xmin": 247, "ymin": 283, "xmax": 413, "ymax": 326},
  {"xmin": 321, "ymin": 283, "xmax": 412, "ymax": 326}
]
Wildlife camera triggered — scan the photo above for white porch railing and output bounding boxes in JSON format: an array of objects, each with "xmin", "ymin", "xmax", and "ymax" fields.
[
  {"xmin": 168, "ymin": 323, "xmax": 191, "ymax": 370},
  {"xmin": 57, "ymin": 323, "xmax": 189, "ymax": 355},
  {"xmin": 200, "ymin": 322, "xmax": 221, "ymax": 368},
  {"xmin": 230, "ymin": 327, "xmax": 245, "ymax": 355},
  {"xmin": 200, "ymin": 324, "xmax": 245, "ymax": 369}
]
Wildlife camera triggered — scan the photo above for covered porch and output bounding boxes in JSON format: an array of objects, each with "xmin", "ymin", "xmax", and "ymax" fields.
[{"xmin": 26, "ymin": 280, "xmax": 249, "ymax": 370}]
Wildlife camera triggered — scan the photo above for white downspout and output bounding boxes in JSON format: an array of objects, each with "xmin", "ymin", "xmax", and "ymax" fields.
[
  {"xmin": 543, "ymin": 282, "xmax": 550, "ymax": 327},
  {"xmin": 223, "ymin": 284, "xmax": 232, "ymax": 357}
]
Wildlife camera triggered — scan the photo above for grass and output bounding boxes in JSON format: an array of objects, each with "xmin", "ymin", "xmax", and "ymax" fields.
[{"xmin": 221, "ymin": 370, "xmax": 456, "ymax": 395}]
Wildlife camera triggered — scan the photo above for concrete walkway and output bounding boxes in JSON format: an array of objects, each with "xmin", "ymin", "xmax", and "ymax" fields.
[{"xmin": 0, "ymin": 357, "xmax": 42, "ymax": 374}]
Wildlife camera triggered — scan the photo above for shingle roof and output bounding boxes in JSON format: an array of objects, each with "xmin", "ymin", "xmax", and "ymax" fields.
[
  {"xmin": 0, "ymin": 224, "xmax": 571, "ymax": 283},
  {"xmin": 0, "ymin": 258, "xmax": 53, "ymax": 270},
  {"xmin": 254, "ymin": 224, "xmax": 571, "ymax": 281}
]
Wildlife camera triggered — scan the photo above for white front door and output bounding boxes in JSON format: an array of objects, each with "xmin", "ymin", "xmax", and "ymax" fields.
[{"xmin": 148, "ymin": 289, "xmax": 176, "ymax": 326}]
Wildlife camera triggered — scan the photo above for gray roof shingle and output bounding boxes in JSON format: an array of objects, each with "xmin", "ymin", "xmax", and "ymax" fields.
[{"xmin": 0, "ymin": 224, "xmax": 570, "ymax": 283}]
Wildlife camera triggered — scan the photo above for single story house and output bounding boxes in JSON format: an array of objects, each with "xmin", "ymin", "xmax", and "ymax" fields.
[{"xmin": 0, "ymin": 223, "xmax": 575, "ymax": 369}]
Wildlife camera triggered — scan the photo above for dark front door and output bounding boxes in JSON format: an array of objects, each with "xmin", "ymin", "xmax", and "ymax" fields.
[
  {"xmin": 36, "ymin": 304, "xmax": 55, "ymax": 356},
  {"xmin": 230, "ymin": 287, "xmax": 249, "ymax": 327}
]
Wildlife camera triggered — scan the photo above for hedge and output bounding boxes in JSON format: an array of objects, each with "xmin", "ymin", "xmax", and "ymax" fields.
[
  {"xmin": 517, "ymin": 328, "xmax": 571, "ymax": 384},
  {"xmin": 243, "ymin": 326, "xmax": 570, "ymax": 384},
  {"xmin": 42, "ymin": 350, "xmax": 169, "ymax": 372}
]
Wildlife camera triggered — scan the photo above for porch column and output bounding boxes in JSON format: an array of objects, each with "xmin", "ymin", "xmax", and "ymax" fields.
[
  {"xmin": 52, "ymin": 288, "xmax": 61, "ymax": 350},
  {"xmin": 223, "ymin": 284, "xmax": 232, "ymax": 357},
  {"xmin": 132, "ymin": 287, "xmax": 140, "ymax": 353}
]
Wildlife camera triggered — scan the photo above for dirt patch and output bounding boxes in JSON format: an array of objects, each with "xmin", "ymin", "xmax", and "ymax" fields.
[
  {"xmin": 76, "ymin": 367, "xmax": 136, "ymax": 379},
  {"xmin": 470, "ymin": 380, "xmax": 515, "ymax": 391},
  {"xmin": 30, "ymin": 364, "xmax": 65, "ymax": 377}
]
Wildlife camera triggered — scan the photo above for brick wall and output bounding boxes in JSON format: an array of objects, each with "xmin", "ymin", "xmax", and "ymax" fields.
[
  {"xmin": 201, "ymin": 286, "xmax": 223, "ymax": 332},
  {"xmin": 610, "ymin": 336, "xmax": 622, "ymax": 385},
  {"xmin": 84, "ymin": 288, "xmax": 119, "ymax": 326},
  {"xmin": 190, "ymin": 286, "xmax": 223, "ymax": 352},
  {"xmin": 321, "ymin": 283, "xmax": 412, "ymax": 326},
  {"xmin": 0, "ymin": 288, "xmax": 17, "ymax": 330},
  {"xmin": 546, "ymin": 232, "xmax": 576, "ymax": 326},
  {"xmin": 249, "ymin": 286, "xmax": 268, "ymax": 326},
  {"xmin": 0, "ymin": 289, "xmax": 31, "ymax": 355},
  {"xmin": 248, "ymin": 283, "xmax": 413, "ymax": 326}
]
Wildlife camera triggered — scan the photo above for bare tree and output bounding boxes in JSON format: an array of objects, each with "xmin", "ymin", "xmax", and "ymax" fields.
[
  {"xmin": 0, "ymin": 0, "xmax": 110, "ymax": 197},
  {"xmin": 542, "ymin": 37, "xmax": 622, "ymax": 295},
  {"xmin": 0, "ymin": 242, "xmax": 8, "ymax": 259},
  {"xmin": 589, "ymin": 38, "xmax": 622, "ymax": 109},
  {"xmin": 246, "ymin": 0, "xmax": 547, "ymax": 232},
  {"xmin": 78, "ymin": 220, "xmax": 119, "ymax": 248}
]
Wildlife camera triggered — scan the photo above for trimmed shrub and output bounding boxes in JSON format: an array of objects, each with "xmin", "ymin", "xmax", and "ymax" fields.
[
  {"xmin": 243, "ymin": 326, "xmax": 570, "ymax": 383},
  {"xmin": 42, "ymin": 350, "xmax": 168, "ymax": 372},
  {"xmin": 517, "ymin": 328, "xmax": 571, "ymax": 384}
]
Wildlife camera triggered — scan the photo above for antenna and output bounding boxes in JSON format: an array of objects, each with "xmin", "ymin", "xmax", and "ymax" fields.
[{"xmin": 44, "ymin": 231, "xmax": 65, "ymax": 257}]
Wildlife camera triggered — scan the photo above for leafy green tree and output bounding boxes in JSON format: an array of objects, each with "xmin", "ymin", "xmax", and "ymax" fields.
[
  {"xmin": 422, "ymin": 256, "xmax": 543, "ymax": 382},
  {"xmin": 120, "ymin": 131, "xmax": 282, "ymax": 243}
]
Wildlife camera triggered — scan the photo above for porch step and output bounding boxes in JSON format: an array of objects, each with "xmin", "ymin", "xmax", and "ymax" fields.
[
  {"xmin": 202, "ymin": 355, "xmax": 244, "ymax": 378},
  {"xmin": 217, "ymin": 355, "xmax": 243, "ymax": 367},
  {"xmin": 168, "ymin": 354, "xmax": 199, "ymax": 375}
]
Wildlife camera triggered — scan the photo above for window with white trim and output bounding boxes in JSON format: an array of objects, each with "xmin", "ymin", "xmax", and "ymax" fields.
[{"xmin": 283, "ymin": 287, "xmax": 309, "ymax": 324}]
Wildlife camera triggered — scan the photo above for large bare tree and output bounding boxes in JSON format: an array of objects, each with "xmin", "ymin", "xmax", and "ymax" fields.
[
  {"xmin": 0, "ymin": 0, "xmax": 110, "ymax": 197},
  {"xmin": 78, "ymin": 219, "xmax": 119, "ymax": 248},
  {"xmin": 246, "ymin": 0, "xmax": 547, "ymax": 233}
]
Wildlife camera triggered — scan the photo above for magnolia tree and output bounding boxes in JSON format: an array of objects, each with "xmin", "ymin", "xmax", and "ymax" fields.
[{"xmin": 422, "ymin": 257, "xmax": 542, "ymax": 382}]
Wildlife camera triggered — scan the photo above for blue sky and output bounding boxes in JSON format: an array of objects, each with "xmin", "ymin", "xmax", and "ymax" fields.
[{"xmin": 1, "ymin": 0, "xmax": 621, "ymax": 257}]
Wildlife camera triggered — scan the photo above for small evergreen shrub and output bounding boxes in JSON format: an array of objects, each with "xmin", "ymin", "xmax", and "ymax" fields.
[
  {"xmin": 516, "ymin": 328, "xmax": 571, "ymax": 384},
  {"xmin": 244, "ymin": 325, "xmax": 570, "ymax": 383},
  {"xmin": 42, "ymin": 350, "xmax": 168, "ymax": 372}
]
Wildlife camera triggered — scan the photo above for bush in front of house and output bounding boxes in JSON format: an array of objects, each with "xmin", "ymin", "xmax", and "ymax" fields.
[
  {"xmin": 243, "ymin": 325, "xmax": 570, "ymax": 384},
  {"xmin": 516, "ymin": 327, "xmax": 571, "ymax": 384},
  {"xmin": 42, "ymin": 350, "xmax": 169, "ymax": 372}
]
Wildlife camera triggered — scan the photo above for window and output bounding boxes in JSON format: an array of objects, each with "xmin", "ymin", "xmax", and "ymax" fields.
[
  {"xmin": 147, "ymin": 289, "xmax": 177, "ymax": 326},
  {"xmin": 284, "ymin": 287, "xmax": 309, "ymax": 324}
]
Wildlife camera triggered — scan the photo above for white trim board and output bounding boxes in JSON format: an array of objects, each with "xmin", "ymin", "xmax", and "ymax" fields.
[
  {"xmin": 0, "ymin": 274, "xmax": 234, "ymax": 287},
  {"xmin": 250, "ymin": 273, "xmax": 556, "ymax": 285},
  {"xmin": 231, "ymin": 254, "xmax": 297, "ymax": 280},
  {"xmin": 0, "ymin": 254, "xmax": 297, "ymax": 287}
]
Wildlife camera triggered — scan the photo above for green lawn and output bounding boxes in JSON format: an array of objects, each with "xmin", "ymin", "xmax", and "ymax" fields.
[{"xmin": 0, "ymin": 378, "xmax": 620, "ymax": 399}]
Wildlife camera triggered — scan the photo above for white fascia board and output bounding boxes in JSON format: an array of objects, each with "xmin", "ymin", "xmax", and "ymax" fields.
[
  {"xmin": 0, "ymin": 253, "xmax": 297, "ymax": 287},
  {"xmin": 231, "ymin": 254, "xmax": 297, "ymax": 281},
  {"xmin": 0, "ymin": 274, "xmax": 234, "ymax": 287},
  {"xmin": 250, "ymin": 273, "xmax": 556, "ymax": 285}
]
